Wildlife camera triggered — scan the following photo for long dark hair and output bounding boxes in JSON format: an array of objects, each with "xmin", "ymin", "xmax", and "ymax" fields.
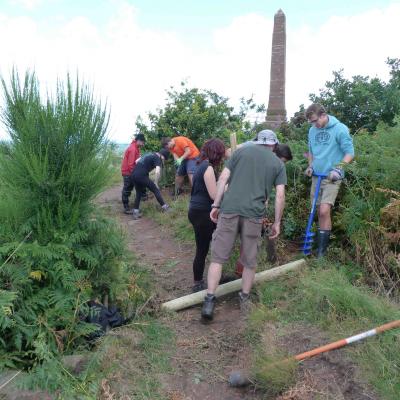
[{"xmin": 198, "ymin": 138, "xmax": 225, "ymax": 167}]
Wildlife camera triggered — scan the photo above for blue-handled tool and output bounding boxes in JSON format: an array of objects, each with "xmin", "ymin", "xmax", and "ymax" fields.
[{"xmin": 302, "ymin": 173, "xmax": 327, "ymax": 255}]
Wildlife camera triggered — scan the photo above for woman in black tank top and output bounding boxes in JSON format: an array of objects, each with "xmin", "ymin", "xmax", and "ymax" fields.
[{"xmin": 188, "ymin": 139, "xmax": 225, "ymax": 292}]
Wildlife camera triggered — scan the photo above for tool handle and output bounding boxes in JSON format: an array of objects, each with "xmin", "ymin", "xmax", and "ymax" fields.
[{"xmin": 294, "ymin": 320, "xmax": 400, "ymax": 361}]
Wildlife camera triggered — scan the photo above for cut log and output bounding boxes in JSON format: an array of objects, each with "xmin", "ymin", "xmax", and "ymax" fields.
[{"xmin": 161, "ymin": 258, "xmax": 306, "ymax": 312}]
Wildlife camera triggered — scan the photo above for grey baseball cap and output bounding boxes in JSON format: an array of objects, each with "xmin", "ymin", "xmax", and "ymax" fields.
[{"xmin": 253, "ymin": 129, "xmax": 279, "ymax": 145}]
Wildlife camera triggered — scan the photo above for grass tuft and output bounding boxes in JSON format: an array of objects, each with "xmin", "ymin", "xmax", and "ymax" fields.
[
  {"xmin": 256, "ymin": 263, "xmax": 400, "ymax": 399},
  {"xmin": 253, "ymin": 350, "xmax": 297, "ymax": 395}
]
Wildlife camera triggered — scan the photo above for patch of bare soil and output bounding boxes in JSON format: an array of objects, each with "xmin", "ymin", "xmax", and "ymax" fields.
[
  {"xmin": 97, "ymin": 185, "xmax": 378, "ymax": 400},
  {"xmin": 260, "ymin": 323, "xmax": 378, "ymax": 400}
]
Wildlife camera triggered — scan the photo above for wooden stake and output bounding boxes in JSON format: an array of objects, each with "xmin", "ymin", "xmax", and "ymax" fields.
[
  {"xmin": 230, "ymin": 132, "xmax": 237, "ymax": 152},
  {"xmin": 161, "ymin": 259, "xmax": 306, "ymax": 312}
]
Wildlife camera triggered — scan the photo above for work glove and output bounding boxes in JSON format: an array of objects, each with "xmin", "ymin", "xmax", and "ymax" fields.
[
  {"xmin": 328, "ymin": 167, "xmax": 344, "ymax": 182},
  {"xmin": 174, "ymin": 157, "xmax": 183, "ymax": 167},
  {"xmin": 304, "ymin": 166, "xmax": 313, "ymax": 177}
]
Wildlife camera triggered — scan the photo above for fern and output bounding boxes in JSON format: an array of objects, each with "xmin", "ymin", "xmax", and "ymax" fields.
[{"xmin": 0, "ymin": 71, "xmax": 146, "ymax": 380}]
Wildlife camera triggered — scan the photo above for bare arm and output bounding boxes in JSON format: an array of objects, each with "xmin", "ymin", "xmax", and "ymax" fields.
[
  {"xmin": 269, "ymin": 184, "xmax": 285, "ymax": 239},
  {"xmin": 210, "ymin": 167, "xmax": 231, "ymax": 223},
  {"xmin": 305, "ymin": 152, "xmax": 314, "ymax": 176},
  {"xmin": 341, "ymin": 154, "xmax": 354, "ymax": 164},
  {"xmin": 154, "ymin": 166, "xmax": 161, "ymax": 188},
  {"xmin": 308, "ymin": 152, "xmax": 313, "ymax": 167},
  {"xmin": 212, "ymin": 167, "xmax": 230, "ymax": 207},
  {"xmin": 203, "ymin": 166, "xmax": 217, "ymax": 200},
  {"xmin": 181, "ymin": 146, "xmax": 191, "ymax": 160}
]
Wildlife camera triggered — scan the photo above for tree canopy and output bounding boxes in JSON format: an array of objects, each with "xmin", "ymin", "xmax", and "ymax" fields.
[
  {"xmin": 135, "ymin": 82, "xmax": 265, "ymax": 150},
  {"xmin": 308, "ymin": 58, "xmax": 400, "ymax": 133}
]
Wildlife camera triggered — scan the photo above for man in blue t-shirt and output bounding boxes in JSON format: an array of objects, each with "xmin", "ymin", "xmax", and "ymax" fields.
[{"xmin": 305, "ymin": 103, "xmax": 355, "ymax": 257}]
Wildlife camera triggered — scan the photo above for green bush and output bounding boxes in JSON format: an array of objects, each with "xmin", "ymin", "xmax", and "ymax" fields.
[
  {"xmin": 274, "ymin": 120, "xmax": 400, "ymax": 294},
  {"xmin": 136, "ymin": 81, "xmax": 265, "ymax": 151},
  {"xmin": 335, "ymin": 123, "xmax": 400, "ymax": 292},
  {"xmin": 0, "ymin": 71, "xmax": 146, "ymax": 369}
]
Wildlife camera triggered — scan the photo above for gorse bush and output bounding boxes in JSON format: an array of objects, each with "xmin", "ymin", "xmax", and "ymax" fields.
[
  {"xmin": 0, "ymin": 71, "xmax": 144, "ymax": 370},
  {"xmin": 0, "ymin": 71, "xmax": 111, "ymax": 240}
]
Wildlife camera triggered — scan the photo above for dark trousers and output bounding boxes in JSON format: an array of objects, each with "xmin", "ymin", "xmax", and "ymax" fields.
[
  {"xmin": 188, "ymin": 208, "xmax": 216, "ymax": 282},
  {"xmin": 122, "ymin": 175, "xmax": 147, "ymax": 209},
  {"xmin": 122, "ymin": 175, "xmax": 134, "ymax": 209},
  {"xmin": 132, "ymin": 171, "xmax": 165, "ymax": 210}
]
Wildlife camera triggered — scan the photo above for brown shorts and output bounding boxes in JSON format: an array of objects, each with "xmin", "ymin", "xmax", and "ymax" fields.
[
  {"xmin": 210, "ymin": 213, "xmax": 263, "ymax": 269},
  {"xmin": 311, "ymin": 177, "xmax": 341, "ymax": 206}
]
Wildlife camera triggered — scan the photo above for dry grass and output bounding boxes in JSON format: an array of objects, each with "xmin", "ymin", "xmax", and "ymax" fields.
[{"xmin": 277, "ymin": 370, "xmax": 329, "ymax": 400}]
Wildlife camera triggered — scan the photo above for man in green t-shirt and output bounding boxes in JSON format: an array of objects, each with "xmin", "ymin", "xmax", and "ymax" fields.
[{"xmin": 201, "ymin": 129, "xmax": 287, "ymax": 321}]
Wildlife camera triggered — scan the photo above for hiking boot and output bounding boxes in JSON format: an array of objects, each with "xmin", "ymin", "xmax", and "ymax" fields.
[
  {"xmin": 201, "ymin": 294, "xmax": 216, "ymax": 321},
  {"xmin": 192, "ymin": 280, "xmax": 206, "ymax": 293},
  {"xmin": 238, "ymin": 291, "xmax": 253, "ymax": 317},
  {"xmin": 161, "ymin": 204, "xmax": 171, "ymax": 213},
  {"xmin": 132, "ymin": 209, "xmax": 142, "ymax": 220},
  {"xmin": 123, "ymin": 208, "xmax": 133, "ymax": 215}
]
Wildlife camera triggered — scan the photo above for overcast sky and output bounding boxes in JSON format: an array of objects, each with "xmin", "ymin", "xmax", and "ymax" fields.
[{"xmin": 1, "ymin": 0, "xmax": 399, "ymax": 143}]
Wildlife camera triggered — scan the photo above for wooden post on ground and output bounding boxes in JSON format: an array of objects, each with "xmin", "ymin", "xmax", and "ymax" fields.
[{"xmin": 161, "ymin": 258, "xmax": 306, "ymax": 312}]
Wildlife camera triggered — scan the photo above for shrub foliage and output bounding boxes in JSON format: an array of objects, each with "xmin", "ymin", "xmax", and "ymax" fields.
[
  {"xmin": 0, "ymin": 71, "xmax": 139, "ymax": 369},
  {"xmin": 136, "ymin": 81, "xmax": 265, "ymax": 151},
  {"xmin": 279, "ymin": 123, "xmax": 400, "ymax": 294}
]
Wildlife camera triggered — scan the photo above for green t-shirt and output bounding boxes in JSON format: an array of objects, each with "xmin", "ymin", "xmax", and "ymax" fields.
[{"xmin": 221, "ymin": 145, "xmax": 287, "ymax": 218}]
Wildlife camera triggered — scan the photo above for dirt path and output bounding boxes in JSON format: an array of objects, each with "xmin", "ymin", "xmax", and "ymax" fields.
[
  {"xmin": 98, "ymin": 185, "xmax": 261, "ymax": 400},
  {"xmin": 97, "ymin": 185, "xmax": 378, "ymax": 400}
]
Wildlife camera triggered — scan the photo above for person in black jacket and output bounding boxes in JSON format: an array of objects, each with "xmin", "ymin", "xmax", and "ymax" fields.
[
  {"xmin": 131, "ymin": 149, "xmax": 170, "ymax": 219},
  {"xmin": 188, "ymin": 138, "xmax": 226, "ymax": 292}
]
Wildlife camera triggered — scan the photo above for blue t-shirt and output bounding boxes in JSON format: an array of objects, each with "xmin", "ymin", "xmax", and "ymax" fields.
[{"xmin": 308, "ymin": 115, "xmax": 354, "ymax": 175}]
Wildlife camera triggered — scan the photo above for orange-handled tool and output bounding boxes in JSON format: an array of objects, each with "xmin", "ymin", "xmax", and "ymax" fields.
[{"xmin": 295, "ymin": 320, "xmax": 400, "ymax": 361}]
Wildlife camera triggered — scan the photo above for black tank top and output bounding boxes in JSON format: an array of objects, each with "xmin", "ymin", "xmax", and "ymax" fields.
[{"xmin": 189, "ymin": 160, "xmax": 213, "ymax": 211}]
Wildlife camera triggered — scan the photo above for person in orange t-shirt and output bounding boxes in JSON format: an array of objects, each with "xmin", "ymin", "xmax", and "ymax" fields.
[{"xmin": 161, "ymin": 136, "xmax": 200, "ymax": 195}]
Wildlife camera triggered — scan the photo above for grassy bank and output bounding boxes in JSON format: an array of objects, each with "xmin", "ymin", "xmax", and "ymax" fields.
[
  {"xmin": 139, "ymin": 194, "xmax": 400, "ymax": 399},
  {"xmin": 251, "ymin": 262, "xmax": 400, "ymax": 399}
]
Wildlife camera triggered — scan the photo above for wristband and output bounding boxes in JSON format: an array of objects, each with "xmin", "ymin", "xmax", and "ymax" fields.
[{"xmin": 211, "ymin": 205, "xmax": 220, "ymax": 209}]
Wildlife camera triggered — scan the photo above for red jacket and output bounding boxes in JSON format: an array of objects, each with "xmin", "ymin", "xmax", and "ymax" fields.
[{"xmin": 121, "ymin": 141, "xmax": 141, "ymax": 176}]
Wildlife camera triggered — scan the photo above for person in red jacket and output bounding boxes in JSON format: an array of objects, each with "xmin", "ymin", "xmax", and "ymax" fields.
[{"xmin": 121, "ymin": 133, "xmax": 146, "ymax": 214}]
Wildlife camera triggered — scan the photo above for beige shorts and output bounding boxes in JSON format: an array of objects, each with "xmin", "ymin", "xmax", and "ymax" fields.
[
  {"xmin": 311, "ymin": 177, "xmax": 341, "ymax": 206},
  {"xmin": 210, "ymin": 213, "xmax": 263, "ymax": 269}
]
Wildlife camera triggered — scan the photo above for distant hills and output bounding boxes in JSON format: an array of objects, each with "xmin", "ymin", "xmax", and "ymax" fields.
[{"xmin": 114, "ymin": 143, "xmax": 129, "ymax": 154}]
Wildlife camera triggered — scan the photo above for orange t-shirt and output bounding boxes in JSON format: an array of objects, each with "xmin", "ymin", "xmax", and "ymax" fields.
[{"xmin": 170, "ymin": 136, "xmax": 200, "ymax": 159}]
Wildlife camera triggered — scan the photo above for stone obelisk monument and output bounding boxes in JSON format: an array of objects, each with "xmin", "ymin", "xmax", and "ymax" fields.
[{"xmin": 265, "ymin": 9, "xmax": 287, "ymax": 129}]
